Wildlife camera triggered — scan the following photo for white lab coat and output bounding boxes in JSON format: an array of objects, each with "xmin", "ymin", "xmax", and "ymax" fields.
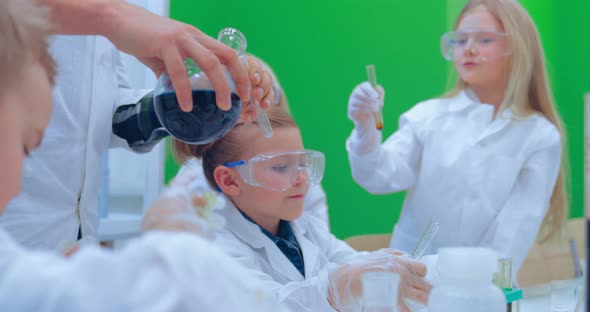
[
  {"xmin": 215, "ymin": 196, "xmax": 359, "ymax": 311},
  {"xmin": 346, "ymin": 89, "xmax": 561, "ymax": 274},
  {"xmin": 0, "ymin": 36, "xmax": 150, "ymax": 249},
  {"xmin": 0, "ymin": 227, "xmax": 287, "ymax": 312},
  {"xmin": 176, "ymin": 158, "xmax": 331, "ymax": 228}
]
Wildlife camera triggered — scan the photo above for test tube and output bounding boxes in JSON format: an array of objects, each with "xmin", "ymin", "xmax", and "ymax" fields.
[
  {"xmin": 255, "ymin": 104, "xmax": 273, "ymax": 138},
  {"xmin": 222, "ymin": 26, "xmax": 274, "ymax": 139},
  {"xmin": 366, "ymin": 64, "xmax": 384, "ymax": 130},
  {"xmin": 410, "ymin": 220, "xmax": 440, "ymax": 259},
  {"xmin": 496, "ymin": 258, "xmax": 513, "ymax": 289}
]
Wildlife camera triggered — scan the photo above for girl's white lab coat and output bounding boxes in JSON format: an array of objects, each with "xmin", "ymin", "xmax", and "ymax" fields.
[
  {"xmin": 346, "ymin": 90, "xmax": 561, "ymax": 274},
  {"xmin": 215, "ymin": 197, "xmax": 359, "ymax": 312},
  {"xmin": 0, "ymin": 228, "xmax": 287, "ymax": 312},
  {"xmin": 1, "ymin": 36, "xmax": 149, "ymax": 249}
]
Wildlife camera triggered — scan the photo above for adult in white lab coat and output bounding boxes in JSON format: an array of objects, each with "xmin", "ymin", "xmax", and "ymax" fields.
[
  {"xmin": 0, "ymin": 2, "xmax": 286, "ymax": 310},
  {"xmin": 346, "ymin": 0, "xmax": 567, "ymax": 276},
  {"xmin": 1, "ymin": 35, "xmax": 151, "ymax": 249},
  {"xmin": 1, "ymin": 0, "xmax": 277, "ymax": 249}
]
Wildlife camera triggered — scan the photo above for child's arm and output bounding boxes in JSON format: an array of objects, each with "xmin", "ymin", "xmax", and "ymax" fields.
[
  {"xmin": 346, "ymin": 99, "xmax": 441, "ymax": 194},
  {"xmin": 0, "ymin": 230, "xmax": 286, "ymax": 311}
]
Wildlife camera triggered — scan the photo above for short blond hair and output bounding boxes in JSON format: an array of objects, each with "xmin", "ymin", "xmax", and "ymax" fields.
[{"xmin": 0, "ymin": 0, "xmax": 56, "ymax": 93}]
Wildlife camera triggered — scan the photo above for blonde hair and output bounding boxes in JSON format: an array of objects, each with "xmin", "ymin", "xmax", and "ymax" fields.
[
  {"xmin": 173, "ymin": 106, "xmax": 298, "ymax": 189},
  {"xmin": 446, "ymin": 0, "xmax": 568, "ymax": 241},
  {"xmin": 0, "ymin": 0, "xmax": 56, "ymax": 93}
]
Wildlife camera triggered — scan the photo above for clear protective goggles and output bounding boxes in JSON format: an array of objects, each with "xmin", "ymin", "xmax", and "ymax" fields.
[
  {"xmin": 441, "ymin": 30, "xmax": 510, "ymax": 62},
  {"xmin": 224, "ymin": 150, "xmax": 325, "ymax": 192}
]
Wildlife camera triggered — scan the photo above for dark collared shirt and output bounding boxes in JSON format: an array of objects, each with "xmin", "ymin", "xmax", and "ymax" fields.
[
  {"xmin": 239, "ymin": 209, "xmax": 305, "ymax": 277},
  {"xmin": 112, "ymin": 91, "xmax": 169, "ymax": 152}
]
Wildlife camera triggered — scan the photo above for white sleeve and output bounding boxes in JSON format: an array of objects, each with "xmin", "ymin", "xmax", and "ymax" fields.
[
  {"xmin": 479, "ymin": 127, "xmax": 562, "ymax": 275},
  {"xmin": 215, "ymin": 232, "xmax": 338, "ymax": 312},
  {"xmin": 346, "ymin": 102, "xmax": 436, "ymax": 194},
  {"xmin": 304, "ymin": 185, "xmax": 330, "ymax": 229},
  {"xmin": 303, "ymin": 214, "xmax": 361, "ymax": 264},
  {"xmin": 0, "ymin": 230, "xmax": 286, "ymax": 312}
]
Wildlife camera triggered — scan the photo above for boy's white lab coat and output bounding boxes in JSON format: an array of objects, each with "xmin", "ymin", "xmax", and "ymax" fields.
[
  {"xmin": 1, "ymin": 36, "xmax": 150, "ymax": 249},
  {"xmin": 347, "ymin": 89, "xmax": 562, "ymax": 274},
  {"xmin": 0, "ymin": 228, "xmax": 287, "ymax": 312},
  {"xmin": 215, "ymin": 197, "xmax": 359, "ymax": 312}
]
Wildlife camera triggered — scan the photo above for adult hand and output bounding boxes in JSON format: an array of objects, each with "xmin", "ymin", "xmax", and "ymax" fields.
[{"xmin": 104, "ymin": 2, "xmax": 251, "ymax": 113}]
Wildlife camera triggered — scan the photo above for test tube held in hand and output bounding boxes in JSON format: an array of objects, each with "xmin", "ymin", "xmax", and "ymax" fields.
[
  {"xmin": 410, "ymin": 220, "xmax": 440, "ymax": 259},
  {"xmin": 366, "ymin": 64, "xmax": 384, "ymax": 130}
]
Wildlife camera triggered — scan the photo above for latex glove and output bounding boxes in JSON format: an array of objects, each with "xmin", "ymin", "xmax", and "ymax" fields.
[
  {"xmin": 142, "ymin": 184, "xmax": 226, "ymax": 239},
  {"xmin": 347, "ymin": 82, "xmax": 385, "ymax": 155},
  {"xmin": 169, "ymin": 160, "xmax": 211, "ymax": 194},
  {"xmin": 420, "ymin": 254, "xmax": 440, "ymax": 287},
  {"xmin": 327, "ymin": 249, "xmax": 431, "ymax": 312},
  {"xmin": 347, "ymin": 82, "xmax": 385, "ymax": 131}
]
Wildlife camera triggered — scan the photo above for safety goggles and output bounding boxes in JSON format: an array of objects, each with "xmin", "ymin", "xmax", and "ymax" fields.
[
  {"xmin": 441, "ymin": 30, "xmax": 510, "ymax": 62},
  {"xmin": 224, "ymin": 150, "xmax": 325, "ymax": 192}
]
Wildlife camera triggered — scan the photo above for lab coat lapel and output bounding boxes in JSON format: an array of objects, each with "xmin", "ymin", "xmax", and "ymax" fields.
[
  {"xmin": 455, "ymin": 89, "xmax": 513, "ymax": 143},
  {"xmin": 475, "ymin": 109, "xmax": 512, "ymax": 143},
  {"xmin": 221, "ymin": 198, "xmax": 305, "ymax": 282},
  {"xmin": 292, "ymin": 219, "xmax": 321, "ymax": 278}
]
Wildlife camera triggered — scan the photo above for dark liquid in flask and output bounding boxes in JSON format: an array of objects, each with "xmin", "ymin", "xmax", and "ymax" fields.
[{"xmin": 154, "ymin": 90, "xmax": 242, "ymax": 144}]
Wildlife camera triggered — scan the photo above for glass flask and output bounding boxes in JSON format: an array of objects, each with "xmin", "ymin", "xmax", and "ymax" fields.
[{"xmin": 152, "ymin": 27, "xmax": 271, "ymax": 144}]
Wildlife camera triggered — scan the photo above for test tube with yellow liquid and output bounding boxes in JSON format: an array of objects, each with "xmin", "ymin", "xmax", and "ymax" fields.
[{"xmin": 366, "ymin": 64, "xmax": 384, "ymax": 130}]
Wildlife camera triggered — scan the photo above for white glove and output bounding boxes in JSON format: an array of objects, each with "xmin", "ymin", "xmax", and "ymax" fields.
[
  {"xmin": 347, "ymin": 81, "xmax": 385, "ymax": 130},
  {"xmin": 142, "ymin": 182, "xmax": 226, "ymax": 239},
  {"xmin": 327, "ymin": 249, "xmax": 431, "ymax": 312},
  {"xmin": 347, "ymin": 82, "xmax": 385, "ymax": 155}
]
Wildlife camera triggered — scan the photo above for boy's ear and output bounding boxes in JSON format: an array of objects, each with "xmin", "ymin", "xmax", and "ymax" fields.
[{"xmin": 214, "ymin": 166, "xmax": 240, "ymax": 196}]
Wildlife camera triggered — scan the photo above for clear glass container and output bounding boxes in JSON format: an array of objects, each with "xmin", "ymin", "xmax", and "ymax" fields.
[
  {"xmin": 361, "ymin": 271, "xmax": 399, "ymax": 312},
  {"xmin": 152, "ymin": 27, "xmax": 247, "ymax": 144}
]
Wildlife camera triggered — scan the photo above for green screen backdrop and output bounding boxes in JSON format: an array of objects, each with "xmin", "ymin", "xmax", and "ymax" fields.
[{"xmin": 167, "ymin": 0, "xmax": 589, "ymax": 240}]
